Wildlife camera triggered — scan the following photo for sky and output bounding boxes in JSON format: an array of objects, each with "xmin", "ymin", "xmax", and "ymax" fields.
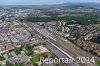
[{"xmin": 0, "ymin": 0, "xmax": 100, "ymax": 5}]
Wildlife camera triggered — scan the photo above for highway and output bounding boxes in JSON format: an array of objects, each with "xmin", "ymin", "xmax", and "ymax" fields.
[{"xmin": 26, "ymin": 22, "xmax": 99, "ymax": 66}]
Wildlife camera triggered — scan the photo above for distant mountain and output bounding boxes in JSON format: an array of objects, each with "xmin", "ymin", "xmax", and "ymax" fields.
[
  {"xmin": 0, "ymin": 2, "xmax": 100, "ymax": 9},
  {"xmin": 62, "ymin": 3, "xmax": 100, "ymax": 8}
]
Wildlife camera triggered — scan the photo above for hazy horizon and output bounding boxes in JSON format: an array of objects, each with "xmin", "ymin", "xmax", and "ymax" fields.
[{"xmin": 0, "ymin": 0, "xmax": 100, "ymax": 5}]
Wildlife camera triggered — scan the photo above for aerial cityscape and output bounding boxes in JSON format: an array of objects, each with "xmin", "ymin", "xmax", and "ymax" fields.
[{"xmin": 0, "ymin": 0, "xmax": 100, "ymax": 66}]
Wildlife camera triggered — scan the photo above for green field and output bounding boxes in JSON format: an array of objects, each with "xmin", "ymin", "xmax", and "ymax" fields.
[
  {"xmin": 6, "ymin": 22, "xmax": 14, "ymax": 27},
  {"xmin": 58, "ymin": 14, "xmax": 83, "ymax": 17},
  {"xmin": 96, "ymin": 60, "xmax": 100, "ymax": 66},
  {"xmin": 94, "ymin": 24, "xmax": 100, "ymax": 28},
  {"xmin": 14, "ymin": 25, "xmax": 22, "ymax": 28},
  {"xmin": 31, "ymin": 52, "xmax": 49, "ymax": 63},
  {"xmin": 0, "ymin": 56, "xmax": 5, "ymax": 61}
]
